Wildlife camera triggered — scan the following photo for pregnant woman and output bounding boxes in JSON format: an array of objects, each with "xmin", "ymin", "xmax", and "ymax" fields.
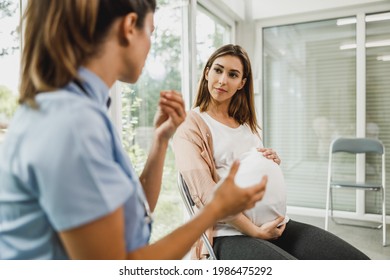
[{"xmin": 172, "ymin": 44, "xmax": 369, "ymax": 260}]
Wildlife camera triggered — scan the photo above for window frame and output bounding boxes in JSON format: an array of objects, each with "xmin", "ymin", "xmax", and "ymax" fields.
[
  {"xmin": 256, "ymin": 2, "xmax": 390, "ymax": 222},
  {"xmin": 108, "ymin": 0, "xmax": 236, "ymax": 242}
]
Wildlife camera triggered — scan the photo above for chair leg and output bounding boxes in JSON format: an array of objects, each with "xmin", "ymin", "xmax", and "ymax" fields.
[
  {"xmin": 329, "ymin": 188, "xmax": 384, "ymax": 235},
  {"xmin": 329, "ymin": 188, "xmax": 337, "ymax": 224},
  {"xmin": 325, "ymin": 185, "xmax": 330, "ymax": 230},
  {"xmin": 382, "ymin": 189, "xmax": 386, "ymax": 247},
  {"xmin": 329, "ymin": 189, "xmax": 346, "ymax": 226},
  {"xmin": 201, "ymin": 233, "xmax": 217, "ymax": 260}
]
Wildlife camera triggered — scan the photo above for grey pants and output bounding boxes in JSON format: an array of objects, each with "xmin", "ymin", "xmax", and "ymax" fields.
[{"xmin": 213, "ymin": 220, "xmax": 370, "ymax": 260}]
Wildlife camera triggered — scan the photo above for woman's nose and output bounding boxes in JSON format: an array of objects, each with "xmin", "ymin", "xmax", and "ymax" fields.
[{"xmin": 218, "ymin": 74, "xmax": 227, "ymax": 85}]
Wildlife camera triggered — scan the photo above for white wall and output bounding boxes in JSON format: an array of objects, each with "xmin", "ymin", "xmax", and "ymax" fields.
[
  {"xmin": 251, "ymin": 0, "xmax": 388, "ymax": 20},
  {"xmin": 221, "ymin": 0, "xmax": 246, "ymax": 20},
  {"xmin": 199, "ymin": 0, "xmax": 246, "ymax": 21}
]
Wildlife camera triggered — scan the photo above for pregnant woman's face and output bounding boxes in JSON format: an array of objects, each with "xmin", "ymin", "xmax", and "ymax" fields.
[{"xmin": 205, "ymin": 55, "xmax": 246, "ymax": 104}]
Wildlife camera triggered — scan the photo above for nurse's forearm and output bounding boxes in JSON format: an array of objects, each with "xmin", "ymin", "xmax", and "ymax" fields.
[
  {"xmin": 139, "ymin": 132, "xmax": 169, "ymax": 211},
  {"xmin": 127, "ymin": 201, "xmax": 220, "ymax": 260}
]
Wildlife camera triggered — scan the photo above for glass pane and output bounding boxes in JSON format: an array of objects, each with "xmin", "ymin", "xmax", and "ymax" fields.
[
  {"xmin": 263, "ymin": 19, "xmax": 356, "ymax": 209},
  {"xmin": 0, "ymin": 0, "xmax": 20, "ymax": 144},
  {"xmin": 120, "ymin": 0, "xmax": 185, "ymax": 243},
  {"xmin": 196, "ymin": 5, "xmax": 232, "ymax": 82},
  {"xmin": 365, "ymin": 11, "xmax": 390, "ymax": 214}
]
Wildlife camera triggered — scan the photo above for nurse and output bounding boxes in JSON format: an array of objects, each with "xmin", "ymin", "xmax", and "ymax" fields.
[{"xmin": 0, "ymin": 0, "xmax": 266, "ymax": 260}]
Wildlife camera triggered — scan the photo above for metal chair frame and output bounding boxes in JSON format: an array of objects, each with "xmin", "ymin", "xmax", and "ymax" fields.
[
  {"xmin": 177, "ymin": 173, "xmax": 217, "ymax": 260},
  {"xmin": 324, "ymin": 137, "xmax": 387, "ymax": 246}
]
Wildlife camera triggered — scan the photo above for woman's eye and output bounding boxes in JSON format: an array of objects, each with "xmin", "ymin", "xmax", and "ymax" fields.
[
  {"xmin": 229, "ymin": 73, "xmax": 238, "ymax": 78},
  {"xmin": 214, "ymin": 68, "xmax": 222, "ymax": 73}
]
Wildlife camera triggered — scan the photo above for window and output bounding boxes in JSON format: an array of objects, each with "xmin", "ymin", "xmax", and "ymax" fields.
[
  {"xmin": 117, "ymin": 0, "xmax": 235, "ymax": 243},
  {"xmin": 263, "ymin": 19, "xmax": 357, "ymax": 210},
  {"xmin": 119, "ymin": 0, "xmax": 186, "ymax": 243},
  {"xmin": 196, "ymin": 5, "xmax": 232, "ymax": 80},
  {"xmin": 365, "ymin": 12, "xmax": 390, "ymax": 214},
  {"xmin": 262, "ymin": 11, "xmax": 390, "ymax": 216},
  {"xmin": 0, "ymin": 0, "xmax": 20, "ymax": 144}
]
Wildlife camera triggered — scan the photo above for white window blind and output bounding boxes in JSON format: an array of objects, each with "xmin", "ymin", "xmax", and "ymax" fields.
[
  {"xmin": 263, "ymin": 19, "xmax": 357, "ymax": 210},
  {"xmin": 263, "ymin": 13, "xmax": 390, "ymax": 215},
  {"xmin": 365, "ymin": 12, "xmax": 390, "ymax": 214}
]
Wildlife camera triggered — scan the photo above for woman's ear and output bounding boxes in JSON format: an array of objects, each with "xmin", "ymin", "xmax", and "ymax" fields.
[
  {"xmin": 120, "ymin": 13, "xmax": 138, "ymax": 45},
  {"xmin": 205, "ymin": 67, "xmax": 209, "ymax": 81},
  {"xmin": 238, "ymin": 78, "xmax": 247, "ymax": 90}
]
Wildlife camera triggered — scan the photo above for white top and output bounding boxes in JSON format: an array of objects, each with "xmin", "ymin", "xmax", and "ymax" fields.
[
  {"xmin": 195, "ymin": 108, "xmax": 263, "ymax": 178},
  {"xmin": 235, "ymin": 149, "xmax": 288, "ymax": 227},
  {"xmin": 194, "ymin": 107, "xmax": 288, "ymax": 237}
]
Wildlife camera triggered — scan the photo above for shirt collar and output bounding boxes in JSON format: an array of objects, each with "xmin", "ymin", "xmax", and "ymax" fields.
[{"xmin": 68, "ymin": 67, "xmax": 110, "ymax": 109}]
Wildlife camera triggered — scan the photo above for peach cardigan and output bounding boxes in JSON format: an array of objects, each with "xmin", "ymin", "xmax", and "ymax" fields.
[{"xmin": 172, "ymin": 110, "xmax": 220, "ymax": 259}]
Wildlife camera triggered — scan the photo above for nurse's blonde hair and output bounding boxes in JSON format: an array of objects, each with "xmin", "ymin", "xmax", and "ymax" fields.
[{"xmin": 19, "ymin": 0, "xmax": 156, "ymax": 107}]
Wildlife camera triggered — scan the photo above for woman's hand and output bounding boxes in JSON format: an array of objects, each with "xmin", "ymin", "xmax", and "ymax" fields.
[
  {"xmin": 254, "ymin": 216, "xmax": 286, "ymax": 240},
  {"xmin": 208, "ymin": 161, "xmax": 267, "ymax": 221},
  {"xmin": 154, "ymin": 90, "xmax": 186, "ymax": 141},
  {"xmin": 257, "ymin": 148, "xmax": 281, "ymax": 165}
]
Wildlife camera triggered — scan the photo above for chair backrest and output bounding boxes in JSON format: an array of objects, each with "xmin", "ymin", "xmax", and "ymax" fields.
[
  {"xmin": 331, "ymin": 137, "xmax": 384, "ymax": 155},
  {"xmin": 177, "ymin": 173, "xmax": 196, "ymax": 214},
  {"xmin": 177, "ymin": 173, "xmax": 217, "ymax": 260},
  {"xmin": 328, "ymin": 137, "xmax": 385, "ymax": 187}
]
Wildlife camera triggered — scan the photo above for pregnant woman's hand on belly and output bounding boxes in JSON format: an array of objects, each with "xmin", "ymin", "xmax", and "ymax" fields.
[
  {"xmin": 257, "ymin": 148, "xmax": 281, "ymax": 165},
  {"xmin": 255, "ymin": 216, "xmax": 285, "ymax": 240}
]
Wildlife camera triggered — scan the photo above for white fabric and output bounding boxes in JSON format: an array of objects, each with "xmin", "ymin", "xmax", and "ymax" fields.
[
  {"xmin": 235, "ymin": 148, "xmax": 288, "ymax": 227},
  {"xmin": 195, "ymin": 107, "xmax": 262, "ymax": 179},
  {"xmin": 195, "ymin": 108, "xmax": 288, "ymax": 237}
]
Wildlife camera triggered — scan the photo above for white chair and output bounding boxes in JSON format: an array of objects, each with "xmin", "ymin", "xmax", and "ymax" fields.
[
  {"xmin": 325, "ymin": 137, "xmax": 386, "ymax": 246},
  {"xmin": 177, "ymin": 173, "xmax": 217, "ymax": 259}
]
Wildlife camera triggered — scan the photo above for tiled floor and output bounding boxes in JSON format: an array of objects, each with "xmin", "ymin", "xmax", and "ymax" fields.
[{"xmin": 288, "ymin": 214, "xmax": 390, "ymax": 260}]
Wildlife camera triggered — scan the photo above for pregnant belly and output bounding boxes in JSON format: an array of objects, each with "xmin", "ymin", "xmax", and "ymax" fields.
[{"xmin": 234, "ymin": 150, "xmax": 287, "ymax": 226}]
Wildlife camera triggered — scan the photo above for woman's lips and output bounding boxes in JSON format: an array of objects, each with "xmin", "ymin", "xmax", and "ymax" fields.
[{"xmin": 215, "ymin": 87, "xmax": 227, "ymax": 93}]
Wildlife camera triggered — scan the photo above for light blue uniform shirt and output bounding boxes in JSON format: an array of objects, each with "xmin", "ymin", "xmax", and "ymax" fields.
[{"xmin": 0, "ymin": 68, "xmax": 151, "ymax": 259}]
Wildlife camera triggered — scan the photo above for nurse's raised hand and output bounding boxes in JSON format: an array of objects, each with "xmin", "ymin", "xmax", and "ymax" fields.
[
  {"xmin": 209, "ymin": 160, "xmax": 267, "ymax": 221},
  {"xmin": 154, "ymin": 90, "xmax": 186, "ymax": 140}
]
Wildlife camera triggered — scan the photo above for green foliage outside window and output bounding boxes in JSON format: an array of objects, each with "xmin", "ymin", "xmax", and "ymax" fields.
[
  {"xmin": 0, "ymin": 86, "xmax": 17, "ymax": 135},
  {"xmin": 121, "ymin": 80, "xmax": 185, "ymax": 243},
  {"xmin": 121, "ymin": 0, "xmax": 185, "ymax": 243},
  {"xmin": 0, "ymin": 0, "xmax": 19, "ymax": 133},
  {"xmin": 0, "ymin": 85, "xmax": 17, "ymax": 118}
]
